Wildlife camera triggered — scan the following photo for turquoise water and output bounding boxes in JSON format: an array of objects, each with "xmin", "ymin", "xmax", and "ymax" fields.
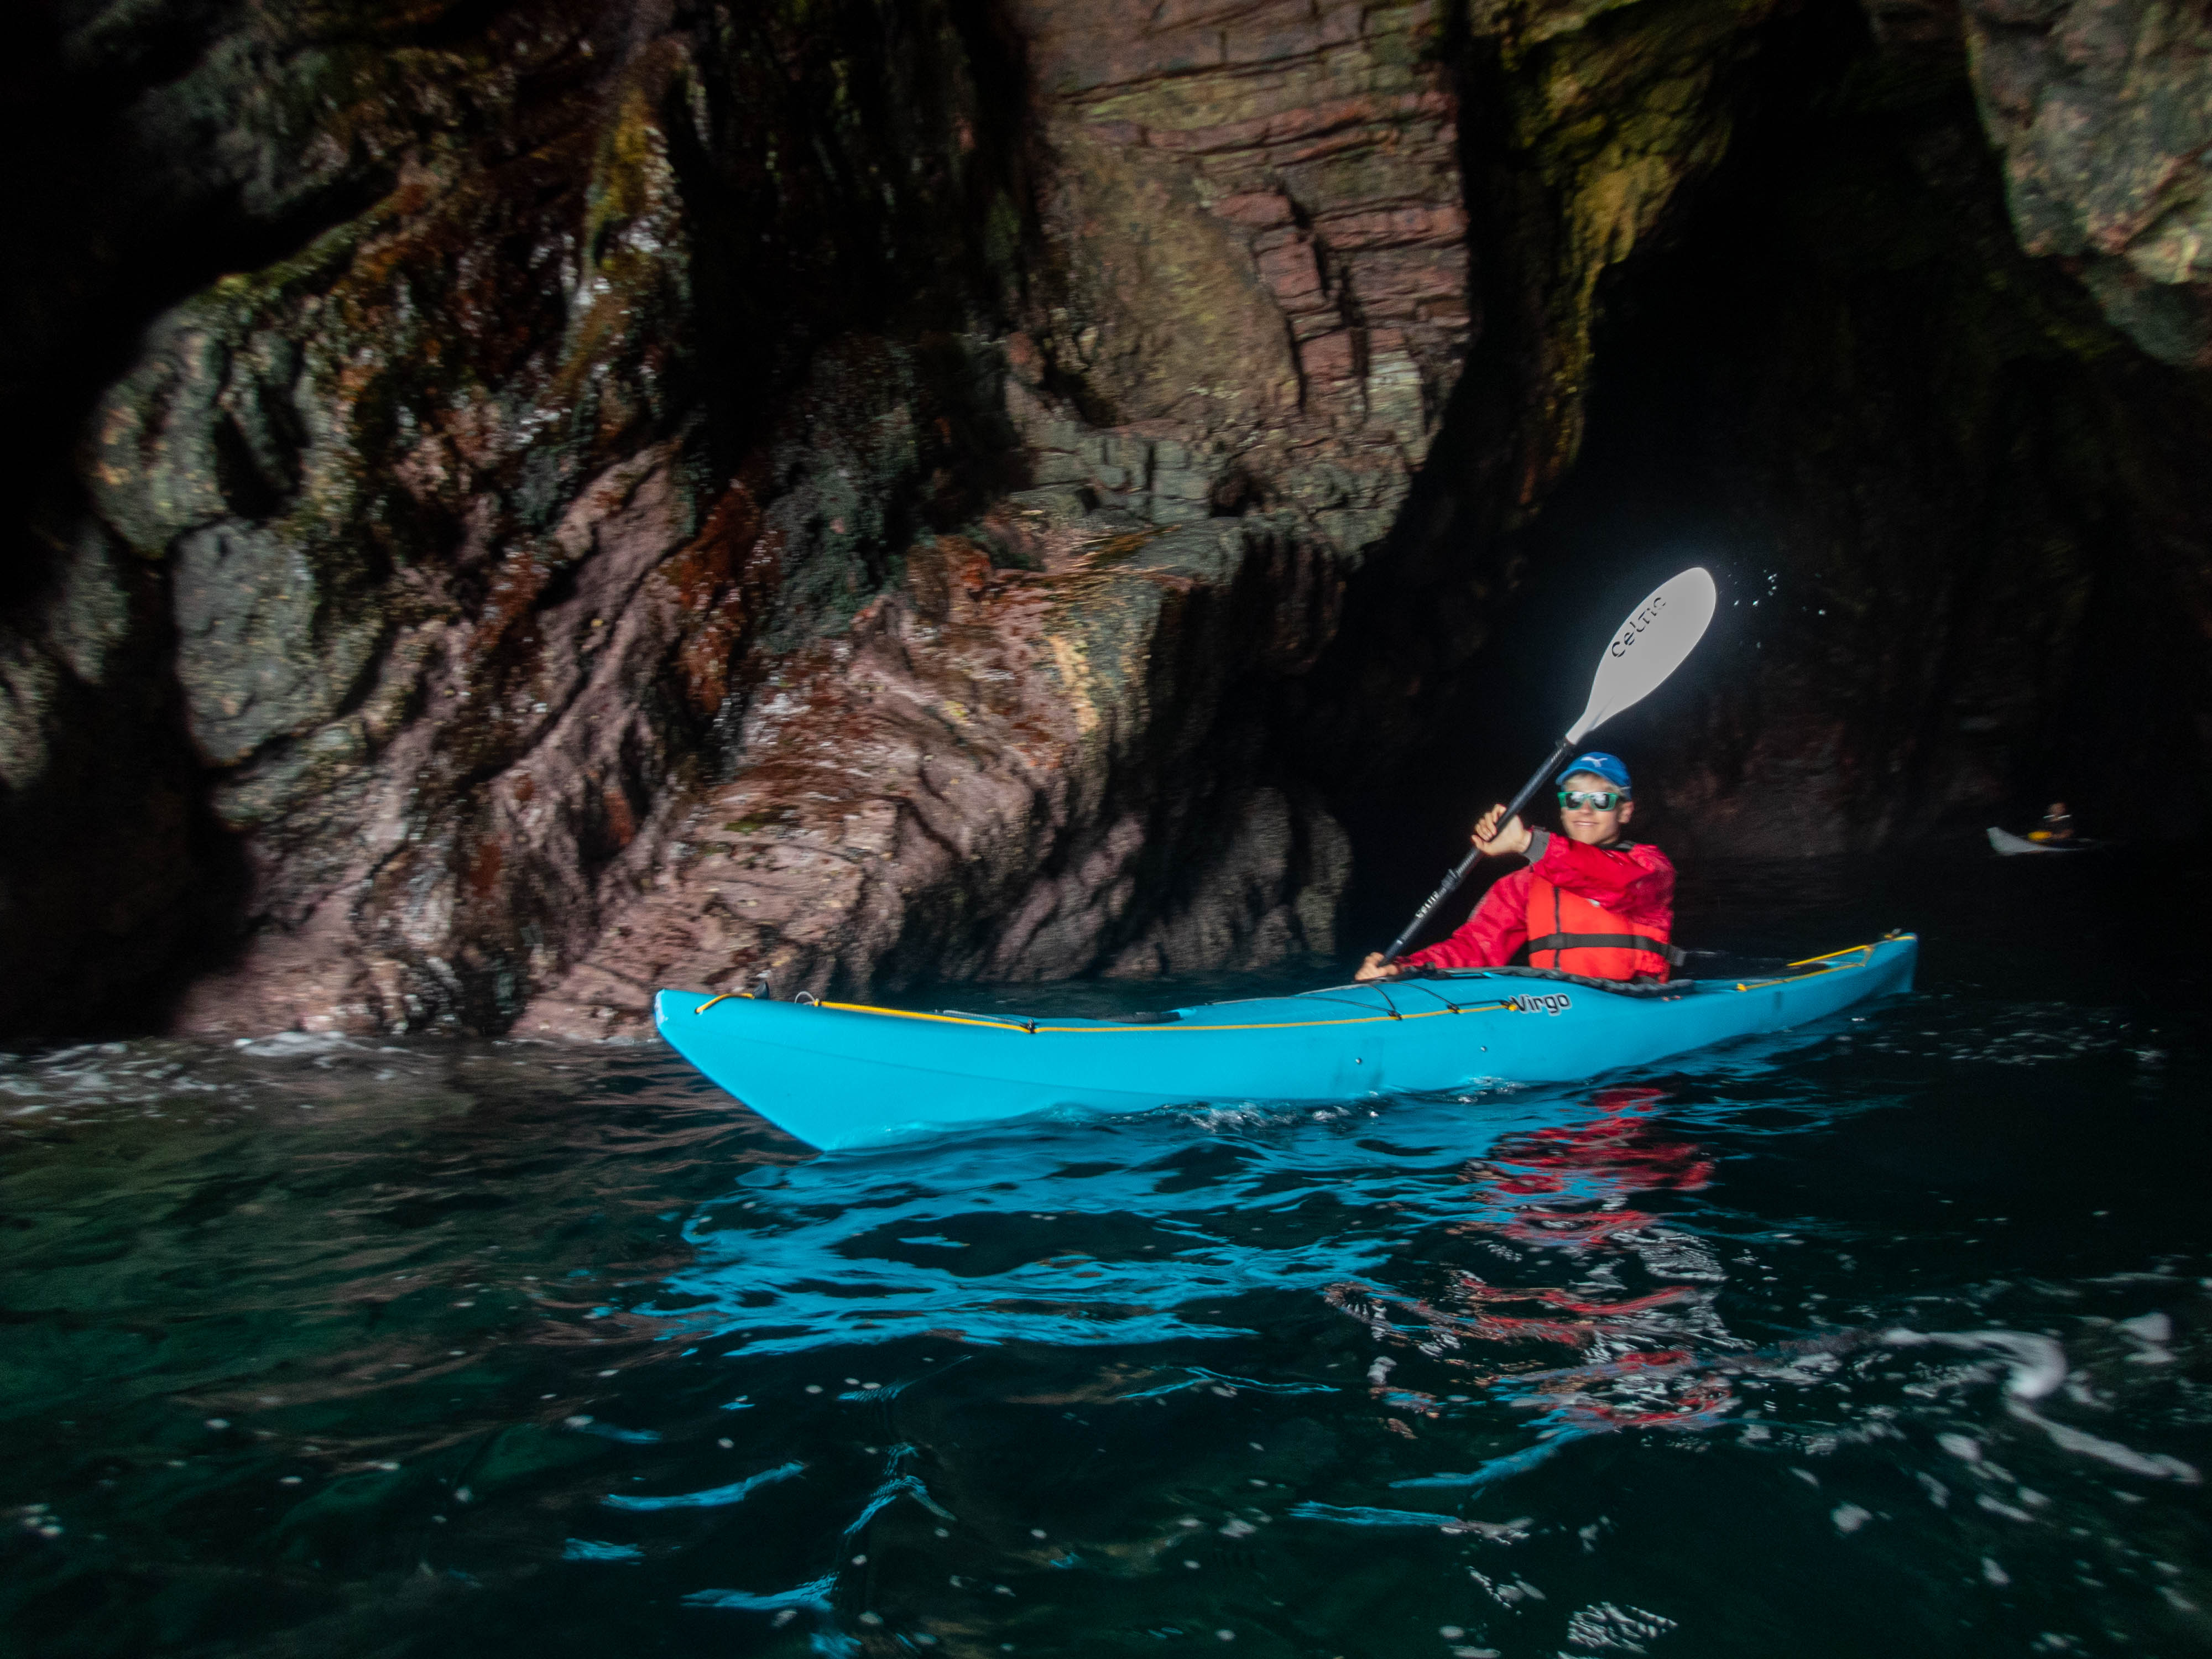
[{"xmin": 3, "ymin": 853, "xmax": 2207, "ymax": 1656}]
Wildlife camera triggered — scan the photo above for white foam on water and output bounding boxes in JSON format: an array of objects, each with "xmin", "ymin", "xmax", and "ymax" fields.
[
  {"xmin": 1563, "ymin": 1602, "xmax": 1677, "ymax": 1653},
  {"xmin": 2115, "ymin": 1311, "xmax": 2176, "ymax": 1366},
  {"xmin": 232, "ymin": 1031, "xmax": 364, "ymax": 1060},
  {"xmin": 2004, "ymin": 1400, "xmax": 2199, "ymax": 1483},
  {"xmin": 1884, "ymin": 1328, "xmax": 2068, "ymax": 1399}
]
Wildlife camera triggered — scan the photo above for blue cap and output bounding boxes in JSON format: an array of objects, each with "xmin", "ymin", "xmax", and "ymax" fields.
[{"xmin": 1556, "ymin": 751, "xmax": 1632, "ymax": 792}]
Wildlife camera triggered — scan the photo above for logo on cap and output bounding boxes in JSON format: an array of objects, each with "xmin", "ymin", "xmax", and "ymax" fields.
[{"xmin": 1554, "ymin": 751, "xmax": 1633, "ymax": 791}]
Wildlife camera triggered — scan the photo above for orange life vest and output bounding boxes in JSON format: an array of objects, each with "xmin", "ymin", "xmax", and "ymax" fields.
[{"xmin": 1523, "ymin": 870, "xmax": 1676, "ymax": 982}]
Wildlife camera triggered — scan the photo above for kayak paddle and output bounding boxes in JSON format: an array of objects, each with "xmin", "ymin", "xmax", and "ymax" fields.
[{"xmin": 1380, "ymin": 566, "xmax": 1719, "ymax": 963}]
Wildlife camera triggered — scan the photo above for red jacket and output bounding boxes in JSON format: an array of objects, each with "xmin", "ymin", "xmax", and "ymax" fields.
[{"xmin": 1402, "ymin": 831, "xmax": 1676, "ymax": 973}]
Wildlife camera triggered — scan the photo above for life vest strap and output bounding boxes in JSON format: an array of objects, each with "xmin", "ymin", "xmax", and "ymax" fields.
[{"xmin": 1525, "ymin": 931, "xmax": 1686, "ymax": 966}]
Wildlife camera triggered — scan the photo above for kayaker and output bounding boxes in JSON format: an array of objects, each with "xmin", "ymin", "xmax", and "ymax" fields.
[
  {"xmin": 2030, "ymin": 801, "xmax": 2075, "ymax": 843},
  {"xmin": 1355, "ymin": 752, "xmax": 1677, "ymax": 984}
]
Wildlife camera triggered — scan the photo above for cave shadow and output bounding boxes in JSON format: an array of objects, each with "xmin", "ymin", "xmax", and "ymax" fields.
[{"xmin": 1312, "ymin": 0, "xmax": 2212, "ymax": 961}]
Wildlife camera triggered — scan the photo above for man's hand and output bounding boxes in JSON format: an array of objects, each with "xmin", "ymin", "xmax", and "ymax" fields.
[
  {"xmin": 1473, "ymin": 803, "xmax": 1532, "ymax": 859},
  {"xmin": 1354, "ymin": 952, "xmax": 1405, "ymax": 983}
]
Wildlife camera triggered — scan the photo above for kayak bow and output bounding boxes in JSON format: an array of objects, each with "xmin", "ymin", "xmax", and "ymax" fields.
[{"xmin": 653, "ymin": 934, "xmax": 1917, "ymax": 1151}]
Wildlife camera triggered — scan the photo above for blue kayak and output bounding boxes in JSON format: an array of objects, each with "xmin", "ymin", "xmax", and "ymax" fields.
[{"xmin": 653, "ymin": 935, "xmax": 1917, "ymax": 1151}]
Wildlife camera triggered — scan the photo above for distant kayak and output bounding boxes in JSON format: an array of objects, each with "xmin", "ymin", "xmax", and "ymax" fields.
[
  {"xmin": 1987, "ymin": 827, "xmax": 2105, "ymax": 855},
  {"xmin": 654, "ymin": 934, "xmax": 1918, "ymax": 1151}
]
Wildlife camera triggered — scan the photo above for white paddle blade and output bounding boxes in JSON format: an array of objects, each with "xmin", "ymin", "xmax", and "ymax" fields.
[{"xmin": 1564, "ymin": 566, "xmax": 1718, "ymax": 743}]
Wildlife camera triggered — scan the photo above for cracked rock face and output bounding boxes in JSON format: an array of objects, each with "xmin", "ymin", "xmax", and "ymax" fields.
[
  {"xmin": 1018, "ymin": 0, "xmax": 1470, "ymax": 484},
  {"xmin": 526, "ymin": 523, "xmax": 1354, "ymax": 1033},
  {"xmin": 1961, "ymin": 0, "xmax": 2212, "ymax": 369},
  {"xmin": 3, "ymin": 0, "xmax": 2208, "ymax": 1041}
]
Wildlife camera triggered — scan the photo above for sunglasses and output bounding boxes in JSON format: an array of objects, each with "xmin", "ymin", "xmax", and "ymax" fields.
[{"xmin": 1558, "ymin": 789, "xmax": 1626, "ymax": 811}]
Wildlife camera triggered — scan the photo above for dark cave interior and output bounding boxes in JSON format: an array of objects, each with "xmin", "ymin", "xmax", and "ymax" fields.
[{"xmin": 1329, "ymin": 0, "xmax": 2212, "ymax": 955}]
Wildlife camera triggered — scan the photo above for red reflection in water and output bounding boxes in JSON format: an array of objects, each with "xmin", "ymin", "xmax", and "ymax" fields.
[
  {"xmin": 1463, "ymin": 1085, "xmax": 1713, "ymax": 1196},
  {"xmin": 1453, "ymin": 1087, "xmax": 1709, "ymax": 1254},
  {"xmin": 1327, "ymin": 1084, "xmax": 1736, "ymax": 1436}
]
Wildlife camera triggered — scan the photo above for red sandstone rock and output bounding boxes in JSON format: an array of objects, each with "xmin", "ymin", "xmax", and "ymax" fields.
[{"xmin": 9, "ymin": 0, "xmax": 2198, "ymax": 1043}]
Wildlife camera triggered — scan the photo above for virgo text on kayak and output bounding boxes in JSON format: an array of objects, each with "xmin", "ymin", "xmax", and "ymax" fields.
[{"xmin": 1507, "ymin": 992, "xmax": 1573, "ymax": 1015}]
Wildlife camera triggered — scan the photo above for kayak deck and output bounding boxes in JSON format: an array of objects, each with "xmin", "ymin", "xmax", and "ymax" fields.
[{"xmin": 654, "ymin": 934, "xmax": 1917, "ymax": 1150}]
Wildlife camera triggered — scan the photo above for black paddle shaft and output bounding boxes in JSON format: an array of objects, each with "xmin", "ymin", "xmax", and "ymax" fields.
[{"xmin": 1381, "ymin": 738, "xmax": 1574, "ymax": 963}]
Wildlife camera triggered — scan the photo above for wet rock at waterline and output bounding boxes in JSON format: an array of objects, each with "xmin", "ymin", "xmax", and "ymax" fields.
[{"xmin": 3, "ymin": 0, "xmax": 2210, "ymax": 1040}]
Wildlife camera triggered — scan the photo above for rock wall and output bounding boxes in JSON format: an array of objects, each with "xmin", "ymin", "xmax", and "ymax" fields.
[
  {"xmin": 525, "ymin": 0, "xmax": 1481, "ymax": 1031},
  {"xmin": 8, "ymin": 0, "xmax": 1050, "ymax": 1036},
  {"xmin": 4, "ymin": 0, "xmax": 2210, "ymax": 1040},
  {"xmin": 3, "ymin": 0, "xmax": 1492, "ymax": 1037},
  {"xmin": 1959, "ymin": 0, "xmax": 2212, "ymax": 371}
]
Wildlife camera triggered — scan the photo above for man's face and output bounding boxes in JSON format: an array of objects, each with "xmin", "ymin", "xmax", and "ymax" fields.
[{"xmin": 1558, "ymin": 771, "xmax": 1634, "ymax": 846}]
